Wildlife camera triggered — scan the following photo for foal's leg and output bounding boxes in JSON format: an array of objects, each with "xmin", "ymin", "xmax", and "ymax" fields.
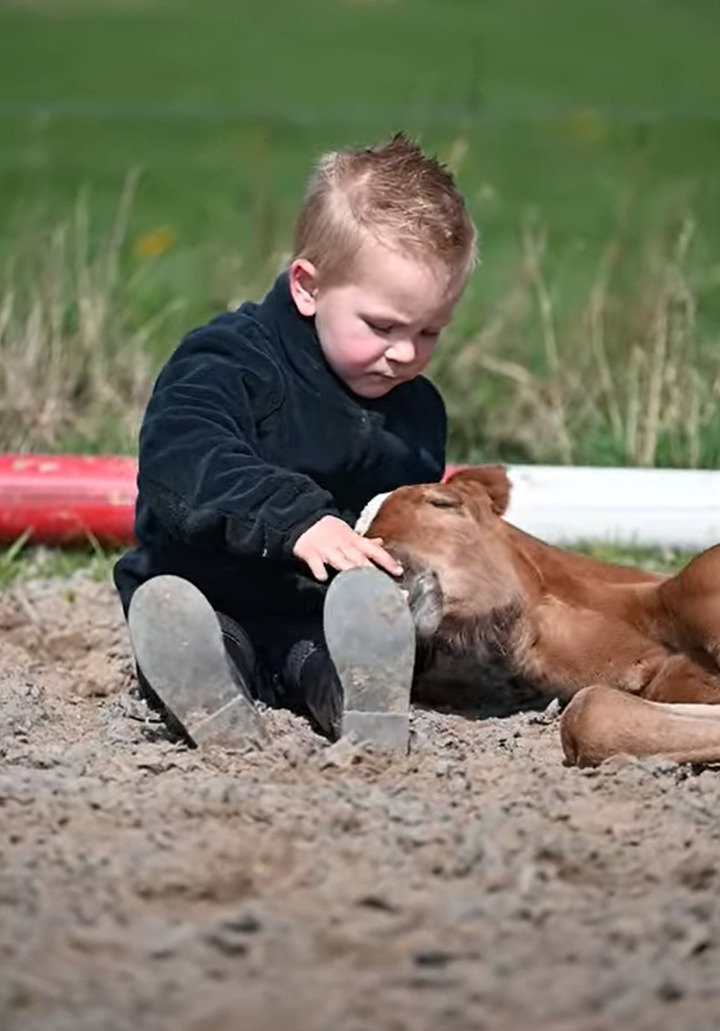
[
  {"xmin": 658, "ymin": 544, "xmax": 720, "ymax": 663},
  {"xmin": 561, "ymin": 681, "xmax": 720, "ymax": 768}
]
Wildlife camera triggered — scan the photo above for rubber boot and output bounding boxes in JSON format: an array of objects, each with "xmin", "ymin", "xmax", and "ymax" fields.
[
  {"xmin": 322, "ymin": 567, "xmax": 416, "ymax": 753},
  {"xmin": 128, "ymin": 575, "xmax": 264, "ymax": 748},
  {"xmin": 284, "ymin": 641, "xmax": 343, "ymax": 740}
]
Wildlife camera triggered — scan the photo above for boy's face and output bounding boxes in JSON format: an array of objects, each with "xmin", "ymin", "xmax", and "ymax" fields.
[{"xmin": 289, "ymin": 241, "xmax": 465, "ymax": 398}]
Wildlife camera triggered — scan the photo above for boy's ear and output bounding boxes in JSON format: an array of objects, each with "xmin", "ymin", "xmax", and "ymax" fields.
[
  {"xmin": 443, "ymin": 464, "xmax": 511, "ymax": 515},
  {"xmin": 288, "ymin": 258, "xmax": 320, "ymax": 317}
]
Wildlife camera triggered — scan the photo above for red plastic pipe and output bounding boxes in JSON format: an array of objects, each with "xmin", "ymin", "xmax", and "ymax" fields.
[
  {"xmin": 0, "ymin": 453, "xmax": 465, "ymax": 548},
  {"xmin": 0, "ymin": 454, "xmax": 138, "ymax": 546}
]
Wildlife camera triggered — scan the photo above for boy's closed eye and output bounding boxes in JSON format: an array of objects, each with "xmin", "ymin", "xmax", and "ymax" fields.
[
  {"xmin": 364, "ymin": 318, "xmax": 442, "ymax": 341},
  {"xmin": 364, "ymin": 318, "xmax": 394, "ymax": 336}
]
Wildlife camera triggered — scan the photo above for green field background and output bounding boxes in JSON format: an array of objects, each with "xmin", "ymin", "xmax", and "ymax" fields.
[{"xmin": 1, "ymin": 0, "xmax": 719, "ymax": 464}]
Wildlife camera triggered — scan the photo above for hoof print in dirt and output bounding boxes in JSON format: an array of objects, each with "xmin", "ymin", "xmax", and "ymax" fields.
[{"xmin": 204, "ymin": 912, "xmax": 262, "ymax": 957}]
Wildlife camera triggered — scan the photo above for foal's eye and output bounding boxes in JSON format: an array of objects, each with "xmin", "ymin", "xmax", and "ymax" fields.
[{"xmin": 427, "ymin": 496, "xmax": 462, "ymax": 510}]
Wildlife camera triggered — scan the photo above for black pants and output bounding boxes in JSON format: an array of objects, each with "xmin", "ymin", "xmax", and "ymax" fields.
[{"xmin": 218, "ymin": 610, "xmax": 327, "ymax": 715}]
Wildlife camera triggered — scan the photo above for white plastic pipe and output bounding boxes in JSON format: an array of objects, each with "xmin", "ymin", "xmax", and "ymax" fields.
[{"xmin": 504, "ymin": 466, "xmax": 720, "ymax": 550}]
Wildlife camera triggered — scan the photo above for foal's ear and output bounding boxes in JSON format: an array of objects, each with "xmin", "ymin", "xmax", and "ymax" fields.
[{"xmin": 443, "ymin": 464, "xmax": 511, "ymax": 515}]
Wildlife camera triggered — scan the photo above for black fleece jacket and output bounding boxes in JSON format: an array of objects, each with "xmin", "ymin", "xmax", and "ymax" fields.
[{"xmin": 114, "ymin": 273, "xmax": 447, "ymax": 624}]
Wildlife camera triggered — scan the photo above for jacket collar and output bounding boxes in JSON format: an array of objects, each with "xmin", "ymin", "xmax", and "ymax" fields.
[
  {"xmin": 260, "ymin": 272, "xmax": 337, "ymax": 385},
  {"xmin": 260, "ymin": 271, "xmax": 380, "ymax": 410},
  {"xmin": 258, "ymin": 271, "xmax": 413, "ymax": 416}
]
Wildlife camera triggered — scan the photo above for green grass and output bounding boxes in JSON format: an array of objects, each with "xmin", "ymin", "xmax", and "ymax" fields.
[
  {"xmin": 1, "ymin": 0, "xmax": 720, "ymax": 464},
  {"xmin": 0, "ymin": 540, "xmax": 120, "ymax": 586},
  {"xmin": 2, "ymin": 0, "xmax": 719, "ymax": 245},
  {"xmin": 3, "ymin": 0, "xmax": 720, "ymax": 283},
  {"xmin": 572, "ymin": 541, "xmax": 694, "ymax": 576}
]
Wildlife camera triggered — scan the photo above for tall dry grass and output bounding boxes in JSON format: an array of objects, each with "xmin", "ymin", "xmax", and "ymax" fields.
[
  {"xmin": 0, "ymin": 175, "xmax": 176, "ymax": 453},
  {"xmin": 2, "ymin": 186, "xmax": 719, "ymax": 466},
  {"xmin": 437, "ymin": 213, "xmax": 720, "ymax": 467}
]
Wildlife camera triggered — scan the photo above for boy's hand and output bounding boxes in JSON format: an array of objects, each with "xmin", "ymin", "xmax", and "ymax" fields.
[{"xmin": 293, "ymin": 515, "xmax": 403, "ymax": 582}]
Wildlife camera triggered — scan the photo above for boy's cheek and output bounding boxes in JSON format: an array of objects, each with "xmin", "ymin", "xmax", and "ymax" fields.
[
  {"xmin": 410, "ymin": 340, "xmax": 438, "ymax": 374},
  {"xmin": 344, "ymin": 341, "xmax": 389, "ymax": 372}
]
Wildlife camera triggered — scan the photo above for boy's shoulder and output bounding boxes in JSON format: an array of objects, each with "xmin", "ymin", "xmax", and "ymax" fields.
[
  {"xmin": 155, "ymin": 300, "xmax": 287, "ymax": 417},
  {"xmin": 169, "ymin": 272, "xmax": 294, "ymax": 373},
  {"xmin": 178, "ymin": 301, "xmax": 273, "ymax": 362}
]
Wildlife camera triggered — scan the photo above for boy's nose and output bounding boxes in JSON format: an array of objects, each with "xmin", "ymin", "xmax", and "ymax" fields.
[{"xmin": 385, "ymin": 338, "xmax": 417, "ymax": 365}]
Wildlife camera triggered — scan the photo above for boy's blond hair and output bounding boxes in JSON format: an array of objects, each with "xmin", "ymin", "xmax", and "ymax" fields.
[{"xmin": 293, "ymin": 133, "xmax": 477, "ymax": 285}]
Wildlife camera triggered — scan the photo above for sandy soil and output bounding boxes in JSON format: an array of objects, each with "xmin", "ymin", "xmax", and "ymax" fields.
[{"xmin": 1, "ymin": 574, "xmax": 720, "ymax": 1031}]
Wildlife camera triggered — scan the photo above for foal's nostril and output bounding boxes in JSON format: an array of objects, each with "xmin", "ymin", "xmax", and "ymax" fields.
[{"xmin": 404, "ymin": 567, "xmax": 443, "ymax": 639}]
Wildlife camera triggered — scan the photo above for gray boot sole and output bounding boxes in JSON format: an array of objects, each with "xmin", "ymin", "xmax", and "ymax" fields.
[
  {"xmin": 323, "ymin": 567, "xmax": 415, "ymax": 754},
  {"xmin": 128, "ymin": 575, "xmax": 264, "ymax": 748}
]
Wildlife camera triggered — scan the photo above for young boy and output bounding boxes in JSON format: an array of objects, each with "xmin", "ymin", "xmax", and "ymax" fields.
[{"xmin": 114, "ymin": 133, "xmax": 476, "ymax": 753}]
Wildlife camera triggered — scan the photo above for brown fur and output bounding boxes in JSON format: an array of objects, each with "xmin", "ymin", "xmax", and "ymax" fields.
[{"xmin": 367, "ymin": 466, "xmax": 720, "ymax": 766}]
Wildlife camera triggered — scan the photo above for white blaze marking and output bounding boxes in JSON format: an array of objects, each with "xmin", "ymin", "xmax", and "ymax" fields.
[{"xmin": 354, "ymin": 492, "xmax": 391, "ymax": 537}]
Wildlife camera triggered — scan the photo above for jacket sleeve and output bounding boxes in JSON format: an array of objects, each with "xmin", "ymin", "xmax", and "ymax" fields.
[{"xmin": 137, "ymin": 330, "xmax": 340, "ymax": 560}]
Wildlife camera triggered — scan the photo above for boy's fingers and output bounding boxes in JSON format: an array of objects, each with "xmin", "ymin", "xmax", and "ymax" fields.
[
  {"xmin": 306, "ymin": 554, "xmax": 328, "ymax": 581},
  {"xmin": 328, "ymin": 548, "xmax": 373, "ymax": 571},
  {"xmin": 301, "ymin": 533, "xmax": 400, "ymax": 580},
  {"xmin": 345, "ymin": 551, "xmax": 375, "ymax": 569},
  {"xmin": 376, "ymin": 555, "xmax": 404, "ymax": 576},
  {"xmin": 360, "ymin": 538, "xmax": 403, "ymax": 575}
]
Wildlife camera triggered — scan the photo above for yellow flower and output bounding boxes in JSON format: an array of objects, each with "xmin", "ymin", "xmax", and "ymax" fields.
[
  {"xmin": 134, "ymin": 225, "xmax": 175, "ymax": 259},
  {"xmin": 557, "ymin": 109, "xmax": 610, "ymax": 147}
]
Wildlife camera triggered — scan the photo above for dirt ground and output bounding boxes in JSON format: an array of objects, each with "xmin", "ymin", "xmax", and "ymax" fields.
[{"xmin": 2, "ymin": 574, "xmax": 720, "ymax": 1031}]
